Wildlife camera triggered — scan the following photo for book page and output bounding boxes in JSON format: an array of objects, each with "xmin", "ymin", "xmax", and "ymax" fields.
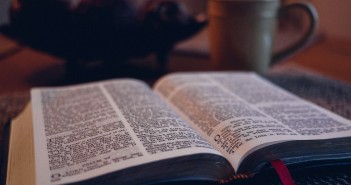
[
  {"xmin": 31, "ymin": 79, "xmax": 222, "ymax": 185},
  {"xmin": 154, "ymin": 72, "xmax": 351, "ymax": 171}
]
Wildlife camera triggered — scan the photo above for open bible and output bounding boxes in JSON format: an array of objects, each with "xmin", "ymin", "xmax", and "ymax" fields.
[{"xmin": 6, "ymin": 72, "xmax": 351, "ymax": 185}]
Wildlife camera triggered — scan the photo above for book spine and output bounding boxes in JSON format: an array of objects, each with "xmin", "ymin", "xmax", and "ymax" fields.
[
  {"xmin": 218, "ymin": 160, "xmax": 296, "ymax": 185},
  {"xmin": 218, "ymin": 172, "xmax": 253, "ymax": 184}
]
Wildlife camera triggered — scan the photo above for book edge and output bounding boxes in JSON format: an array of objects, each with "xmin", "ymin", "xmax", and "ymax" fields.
[{"xmin": 6, "ymin": 102, "xmax": 35, "ymax": 185}]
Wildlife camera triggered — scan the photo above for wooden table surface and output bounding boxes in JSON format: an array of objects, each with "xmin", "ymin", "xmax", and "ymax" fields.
[{"xmin": 0, "ymin": 33, "xmax": 350, "ymax": 94}]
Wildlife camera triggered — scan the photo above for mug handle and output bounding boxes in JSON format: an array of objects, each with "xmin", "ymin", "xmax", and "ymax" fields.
[{"xmin": 271, "ymin": 1, "xmax": 318, "ymax": 65}]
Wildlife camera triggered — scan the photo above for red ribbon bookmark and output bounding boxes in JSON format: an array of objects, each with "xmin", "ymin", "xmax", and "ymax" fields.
[{"xmin": 270, "ymin": 160, "xmax": 295, "ymax": 185}]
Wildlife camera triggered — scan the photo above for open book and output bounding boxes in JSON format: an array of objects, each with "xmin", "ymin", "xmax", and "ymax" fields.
[{"xmin": 7, "ymin": 72, "xmax": 351, "ymax": 185}]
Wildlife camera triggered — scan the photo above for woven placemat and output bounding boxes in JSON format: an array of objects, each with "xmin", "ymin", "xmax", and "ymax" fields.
[
  {"xmin": 0, "ymin": 91, "xmax": 30, "ymax": 148},
  {"xmin": 0, "ymin": 66, "xmax": 350, "ymax": 185},
  {"xmin": 265, "ymin": 65, "xmax": 351, "ymax": 120}
]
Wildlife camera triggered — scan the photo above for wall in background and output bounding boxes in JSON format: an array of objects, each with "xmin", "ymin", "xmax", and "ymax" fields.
[
  {"xmin": 311, "ymin": 0, "xmax": 351, "ymax": 40},
  {"xmin": 0, "ymin": 0, "xmax": 11, "ymax": 25}
]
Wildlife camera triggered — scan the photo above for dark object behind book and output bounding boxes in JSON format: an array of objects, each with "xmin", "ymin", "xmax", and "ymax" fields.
[{"xmin": 0, "ymin": 0, "xmax": 206, "ymax": 74}]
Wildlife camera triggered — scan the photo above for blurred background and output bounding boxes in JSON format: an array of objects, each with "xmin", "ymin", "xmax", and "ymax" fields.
[
  {"xmin": 2, "ymin": 0, "xmax": 351, "ymax": 40},
  {"xmin": 0, "ymin": 0, "xmax": 351, "ymax": 93},
  {"xmin": 179, "ymin": 0, "xmax": 351, "ymax": 40}
]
